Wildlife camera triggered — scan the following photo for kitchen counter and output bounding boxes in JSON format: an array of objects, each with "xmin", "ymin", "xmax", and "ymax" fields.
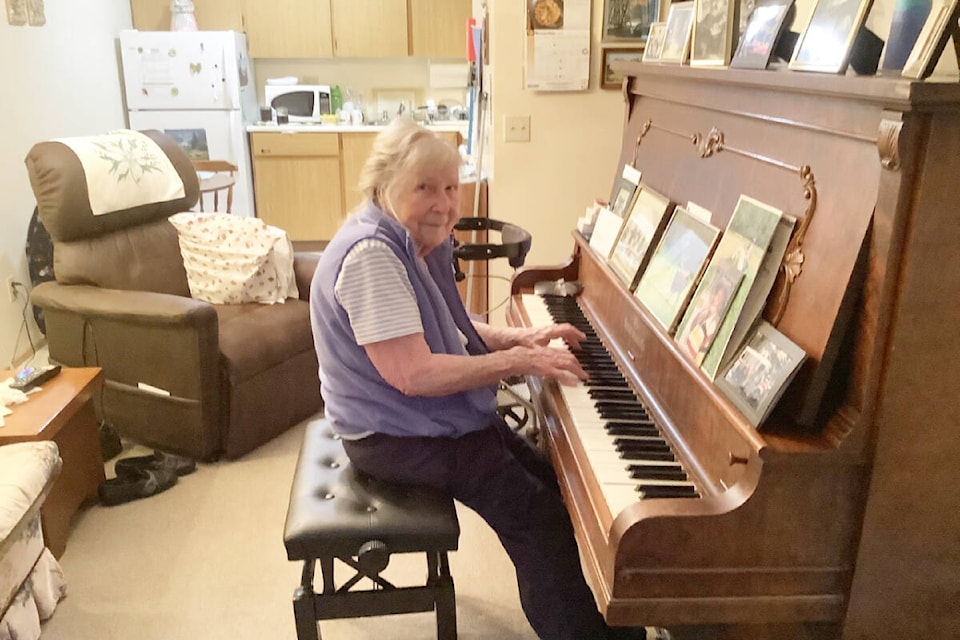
[{"xmin": 246, "ymin": 121, "xmax": 469, "ymax": 135}]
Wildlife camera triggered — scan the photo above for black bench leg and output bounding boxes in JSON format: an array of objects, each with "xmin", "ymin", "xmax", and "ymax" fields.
[
  {"xmin": 430, "ymin": 551, "xmax": 458, "ymax": 640},
  {"xmin": 292, "ymin": 559, "xmax": 320, "ymax": 640}
]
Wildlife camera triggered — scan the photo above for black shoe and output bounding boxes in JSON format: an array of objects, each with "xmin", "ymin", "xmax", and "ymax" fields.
[
  {"xmin": 98, "ymin": 467, "xmax": 178, "ymax": 506},
  {"xmin": 608, "ymin": 627, "xmax": 673, "ymax": 640},
  {"xmin": 115, "ymin": 451, "xmax": 197, "ymax": 478}
]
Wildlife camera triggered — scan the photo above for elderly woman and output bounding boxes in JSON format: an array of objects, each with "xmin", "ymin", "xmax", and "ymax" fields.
[{"xmin": 310, "ymin": 118, "xmax": 669, "ymax": 640}]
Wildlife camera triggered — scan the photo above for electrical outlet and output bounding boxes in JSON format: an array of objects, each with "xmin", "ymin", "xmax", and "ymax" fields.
[
  {"xmin": 6, "ymin": 277, "xmax": 17, "ymax": 303},
  {"xmin": 504, "ymin": 115, "xmax": 531, "ymax": 143}
]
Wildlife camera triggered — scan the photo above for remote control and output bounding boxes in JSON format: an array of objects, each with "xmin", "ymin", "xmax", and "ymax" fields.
[{"xmin": 10, "ymin": 365, "xmax": 62, "ymax": 391}]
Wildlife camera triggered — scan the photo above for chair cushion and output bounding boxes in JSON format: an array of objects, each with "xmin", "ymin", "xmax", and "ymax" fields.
[
  {"xmin": 216, "ymin": 299, "xmax": 314, "ymax": 383},
  {"xmin": 169, "ymin": 213, "xmax": 298, "ymax": 305}
]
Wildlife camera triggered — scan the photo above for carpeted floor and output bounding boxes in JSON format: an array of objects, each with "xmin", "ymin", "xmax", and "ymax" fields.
[{"xmin": 40, "ymin": 416, "xmax": 540, "ymax": 640}]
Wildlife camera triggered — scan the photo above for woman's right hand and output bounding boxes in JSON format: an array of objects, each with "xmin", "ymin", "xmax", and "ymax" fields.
[{"xmin": 513, "ymin": 345, "xmax": 587, "ymax": 387}]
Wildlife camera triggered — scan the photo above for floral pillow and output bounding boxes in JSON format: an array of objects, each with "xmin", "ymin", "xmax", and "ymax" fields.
[{"xmin": 168, "ymin": 213, "xmax": 298, "ymax": 305}]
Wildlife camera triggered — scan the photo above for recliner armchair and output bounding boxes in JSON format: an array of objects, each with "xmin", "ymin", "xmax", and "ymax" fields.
[{"xmin": 24, "ymin": 130, "xmax": 322, "ymax": 460}]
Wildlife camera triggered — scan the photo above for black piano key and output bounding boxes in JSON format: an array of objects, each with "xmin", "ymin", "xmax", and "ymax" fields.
[
  {"xmin": 628, "ymin": 465, "xmax": 688, "ymax": 481},
  {"xmin": 606, "ymin": 424, "xmax": 660, "ymax": 437},
  {"xmin": 618, "ymin": 450, "xmax": 676, "ymax": 462},
  {"xmin": 637, "ymin": 485, "xmax": 699, "ymax": 499}
]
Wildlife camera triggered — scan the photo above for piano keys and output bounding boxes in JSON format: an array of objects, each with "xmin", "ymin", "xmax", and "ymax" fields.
[{"xmin": 507, "ymin": 65, "xmax": 960, "ymax": 639}]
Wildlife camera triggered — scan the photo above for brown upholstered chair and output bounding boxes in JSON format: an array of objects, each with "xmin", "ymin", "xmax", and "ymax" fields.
[{"xmin": 24, "ymin": 130, "xmax": 322, "ymax": 460}]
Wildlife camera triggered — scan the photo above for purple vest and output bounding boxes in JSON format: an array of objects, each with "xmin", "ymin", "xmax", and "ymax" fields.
[{"xmin": 310, "ymin": 203, "xmax": 497, "ymax": 439}]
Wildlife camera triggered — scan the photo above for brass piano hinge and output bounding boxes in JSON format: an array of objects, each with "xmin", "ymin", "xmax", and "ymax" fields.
[
  {"xmin": 632, "ymin": 119, "xmax": 818, "ymax": 326},
  {"xmin": 877, "ymin": 119, "xmax": 902, "ymax": 170}
]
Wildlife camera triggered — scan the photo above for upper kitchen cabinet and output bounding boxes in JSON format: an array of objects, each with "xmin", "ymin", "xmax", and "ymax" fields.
[
  {"xmin": 330, "ymin": 0, "xmax": 408, "ymax": 57},
  {"xmin": 241, "ymin": 0, "xmax": 333, "ymax": 58},
  {"xmin": 410, "ymin": 0, "xmax": 471, "ymax": 58},
  {"xmin": 130, "ymin": 0, "xmax": 244, "ymax": 31}
]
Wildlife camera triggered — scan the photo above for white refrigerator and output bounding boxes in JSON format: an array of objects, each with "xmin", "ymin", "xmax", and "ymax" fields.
[{"xmin": 118, "ymin": 30, "xmax": 258, "ymax": 217}]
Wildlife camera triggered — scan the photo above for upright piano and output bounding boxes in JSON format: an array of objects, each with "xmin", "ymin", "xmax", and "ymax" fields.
[{"xmin": 507, "ymin": 64, "xmax": 960, "ymax": 639}]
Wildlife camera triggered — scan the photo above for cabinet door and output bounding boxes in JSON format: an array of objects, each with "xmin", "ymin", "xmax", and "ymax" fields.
[
  {"xmin": 409, "ymin": 0, "xmax": 472, "ymax": 59},
  {"xmin": 331, "ymin": 0, "xmax": 408, "ymax": 57},
  {"xmin": 130, "ymin": 0, "xmax": 243, "ymax": 31},
  {"xmin": 250, "ymin": 133, "xmax": 344, "ymax": 242},
  {"xmin": 241, "ymin": 0, "xmax": 333, "ymax": 58},
  {"xmin": 340, "ymin": 133, "xmax": 377, "ymax": 214}
]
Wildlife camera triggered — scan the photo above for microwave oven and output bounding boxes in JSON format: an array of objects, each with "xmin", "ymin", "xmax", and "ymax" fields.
[{"xmin": 264, "ymin": 84, "xmax": 332, "ymax": 122}]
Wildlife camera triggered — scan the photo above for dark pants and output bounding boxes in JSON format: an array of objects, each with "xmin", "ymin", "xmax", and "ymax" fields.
[{"xmin": 342, "ymin": 417, "xmax": 611, "ymax": 640}]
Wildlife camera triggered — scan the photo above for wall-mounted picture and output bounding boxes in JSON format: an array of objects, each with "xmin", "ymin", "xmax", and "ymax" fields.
[
  {"xmin": 901, "ymin": 0, "xmax": 960, "ymax": 79},
  {"xmin": 530, "ymin": 0, "xmax": 564, "ymax": 30},
  {"xmin": 691, "ymin": 0, "xmax": 737, "ymax": 66},
  {"xmin": 163, "ymin": 129, "xmax": 210, "ymax": 161},
  {"xmin": 730, "ymin": 0, "xmax": 795, "ymax": 68},
  {"xmin": 659, "ymin": 1, "xmax": 697, "ymax": 63},
  {"xmin": 604, "ymin": 0, "xmax": 661, "ymax": 41},
  {"xmin": 601, "ymin": 47, "xmax": 646, "ymax": 88},
  {"xmin": 643, "ymin": 22, "xmax": 669, "ymax": 61},
  {"xmin": 788, "ymin": 0, "xmax": 873, "ymax": 73}
]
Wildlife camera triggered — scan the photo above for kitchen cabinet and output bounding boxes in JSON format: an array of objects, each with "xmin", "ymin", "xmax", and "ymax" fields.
[
  {"xmin": 130, "ymin": 0, "xmax": 243, "ymax": 31},
  {"xmin": 330, "ymin": 0, "xmax": 407, "ymax": 57},
  {"xmin": 240, "ymin": 0, "xmax": 333, "ymax": 58},
  {"xmin": 410, "ymin": 0, "xmax": 472, "ymax": 58},
  {"xmin": 250, "ymin": 132, "xmax": 343, "ymax": 242}
]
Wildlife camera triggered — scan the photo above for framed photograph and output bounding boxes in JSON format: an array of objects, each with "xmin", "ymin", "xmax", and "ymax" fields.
[
  {"xmin": 608, "ymin": 164, "xmax": 642, "ymax": 217},
  {"xmin": 604, "ymin": 0, "xmax": 662, "ymax": 41},
  {"xmin": 675, "ymin": 265, "xmax": 743, "ymax": 365},
  {"xmin": 691, "ymin": 0, "xmax": 738, "ymax": 66},
  {"xmin": 788, "ymin": 0, "xmax": 873, "ymax": 73},
  {"xmin": 643, "ymin": 22, "xmax": 669, "ymax": 61},
  {"xmin": 730, "ymin": 0, "xmax": 795, "ymax": 69},
  {"xmin": 634, "ymin": 207, "xmax": 720, "ymax": 335},
  {"xmin": 716, "ymin": 320, "xmax": 807, "ymax": 427},
  {"xmin": 659, "ymin": 1, "xmax": 697, "ymax": 63},
  {"xmin": 601, "ymin": 47, "xmax": 646, "ymax": 89},
  {"xmin": 608, "ymin": 186, "xmax": 673, "ymax": 290},
  {"xmin": 901, "ymin": 0, "xmax": 960, "ymax": 79}
]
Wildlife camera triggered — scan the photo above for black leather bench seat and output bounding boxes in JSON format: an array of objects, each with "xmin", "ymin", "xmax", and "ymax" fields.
[{"xmin": 283, "ymin": 419, "xmax": 460, "ymax": 640}]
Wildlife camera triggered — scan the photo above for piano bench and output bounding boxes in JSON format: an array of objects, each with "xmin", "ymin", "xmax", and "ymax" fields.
[{"xmin": 283, "ymin": 419, "xmax": 461, "ymax": 640}]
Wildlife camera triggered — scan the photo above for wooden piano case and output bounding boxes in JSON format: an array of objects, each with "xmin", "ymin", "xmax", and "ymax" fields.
[{"xmin": 508, "ymin": 64, "xmax": 960, "ymax": 639}]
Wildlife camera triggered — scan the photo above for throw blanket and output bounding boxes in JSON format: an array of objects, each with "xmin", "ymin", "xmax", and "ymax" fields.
[{"xmin": 55, "ymin": 129, "xmax": 185, "ymax": 216}]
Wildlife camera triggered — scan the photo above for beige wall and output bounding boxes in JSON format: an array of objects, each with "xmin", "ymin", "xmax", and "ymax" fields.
[{"xmin": 0, "ymin": 0, "xmax": 132, "ymax": 367}]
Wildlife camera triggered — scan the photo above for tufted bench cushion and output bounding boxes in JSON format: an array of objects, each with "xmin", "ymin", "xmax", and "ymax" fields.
[{"xmin": 283, "ymin": 419, "xmax": 460, "ymax": 640}]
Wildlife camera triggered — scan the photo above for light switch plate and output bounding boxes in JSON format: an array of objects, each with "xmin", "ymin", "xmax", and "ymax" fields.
[{"xmin": 504, "ymin": 115, "xmax": 530, "ymax": 143}]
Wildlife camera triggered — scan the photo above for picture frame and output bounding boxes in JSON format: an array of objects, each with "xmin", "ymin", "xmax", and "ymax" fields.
[
  {"xmin": 604, "ymin": 0, "xmax": 662, "ymax": 41},
  {"xmin": 608, "ymin": 186, "xmax": 674, "ymax": 290},
  {"xmin": 730, "ymin": 0, "xmax": 795, "ymax": 69},
  {"xmin": 634, "ymin": 207, "xmax": 721, "ymax": 335},
  {"xmin": 788, "ymin": 0, "xmax": 874, "ymax": 73},
  {"xmin": 716, "ymin": 320, "xmax": 807, "ymax": 427},
  {"xmin": 901, "ymin": 0, "xmax": 960, "ymax": 79},
  {"xmin": 675, "ymin": 265, "xmax": 743, "ymax": 365},
  {"xmin": 608, "ymin": 164, "xmax": 643, "ymax": 217},
  {"xmin": 691, "ymin": 0, "xmax": 738, "ymax": 66},
  {"xmin": 659, "ymin": 1, "xmax": 697, "ymax": 63},
  {"xmin": 601, "ymin": 47, "xmax": 646, "ymax": 89},
  {"xmin": 643, "ymin": 22, "xmax": 669, "ymax": 61}
]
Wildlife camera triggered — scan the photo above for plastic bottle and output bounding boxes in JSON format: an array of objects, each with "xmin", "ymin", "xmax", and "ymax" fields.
[{"xmin": 331, "ymin": 86, "xmax": 343, "ymax": 113}]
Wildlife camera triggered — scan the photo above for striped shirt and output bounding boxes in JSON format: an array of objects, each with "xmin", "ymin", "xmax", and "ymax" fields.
[{"xmin": 335, "ymin": 239, "xmax": 423, "ymax": 345}]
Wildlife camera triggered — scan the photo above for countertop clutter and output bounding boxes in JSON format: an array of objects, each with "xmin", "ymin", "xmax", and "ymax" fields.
[{"xmin": 246, "ymin": 121, "xmax": 469, "ymax": 135}]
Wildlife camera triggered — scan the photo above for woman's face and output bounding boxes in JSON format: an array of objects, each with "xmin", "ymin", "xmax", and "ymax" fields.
[{"xmin": 390, "ymin": 162, "xmax": 461, "ymax": 257}]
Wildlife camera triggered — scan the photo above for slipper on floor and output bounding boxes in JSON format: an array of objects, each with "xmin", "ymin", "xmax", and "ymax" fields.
[
  {"xmin": 98, "ymin": 467, "xmax": 178, "ymax": 506},
  {"xmin": 115, "ymin": 451, "xmax": 197, "ymax": 478}
]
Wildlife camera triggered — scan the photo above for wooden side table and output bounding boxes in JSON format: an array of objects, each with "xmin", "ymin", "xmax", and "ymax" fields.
[{"xmin": 1, "ymin": 367, "xmax": 106, "ymax": 558}]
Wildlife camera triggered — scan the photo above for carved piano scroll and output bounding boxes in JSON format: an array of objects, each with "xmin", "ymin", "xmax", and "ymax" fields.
[
  {"xmin": 877, "ymin": 118, "xmax": 902, "ymax": 170},
  {"xmin": 632, "ymin": 119, "xmax": 820, "ymax": 325}
]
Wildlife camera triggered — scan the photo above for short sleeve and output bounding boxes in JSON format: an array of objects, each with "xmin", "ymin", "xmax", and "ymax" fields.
[{"xmin": 335, "ymin": 240, "xmax": 424, "ymax": 345}]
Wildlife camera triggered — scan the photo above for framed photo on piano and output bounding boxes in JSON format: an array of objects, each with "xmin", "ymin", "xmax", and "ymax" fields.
[
  {"xmin": 634, "ymin": 207, "xmax": 720, "ymax": 335},
  {"xmin": 608, "ymin": 185, "xmax": 673, "ymax": 290},
  {"xmin": 788, "ymin": 0, "xmax": 873, "ymax": 73},
  {"xmin": 730, "ymin": 0, "xmax": 795, "ymax": 69},
  {"xmin": 659, "ymin": 1, "xmax": 697, "ymax": 63},
  {"xmin": 716, "ymin": 320, "xmax": 807, "ymax": 427}
]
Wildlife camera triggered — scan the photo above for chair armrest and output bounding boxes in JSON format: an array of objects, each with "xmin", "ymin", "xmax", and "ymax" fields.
[
  {"xmin": 31, "ymin": 281, "xmax": 216, "ymax": 326},
  {"xmin": 30, "ymin": 281, "xmax": 219, "ymax": 403},
  {"xmin": 293, "ymin": 252, "xmax": 321, "ymax": 302}
]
